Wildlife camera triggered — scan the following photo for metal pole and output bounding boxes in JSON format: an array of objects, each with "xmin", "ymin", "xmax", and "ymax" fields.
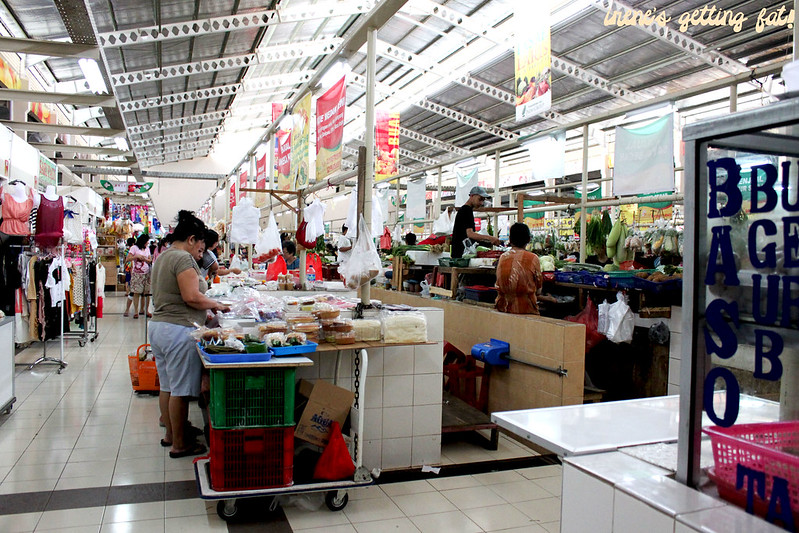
[
  {"xmin": 729, "ymin": 84, "xmax": 737, "ymax": 113},
  {"xmin": 579, "ymin": 124, "xmax": 588, "ymax": 262},
  {"xmin": 435, "ymin": 166, "xmax": 442, "ymax": 215},
  {"xmin": 493, "ymin": 150, "xmax": 500, "ymax": 237},
  {"xmin": 268, "ymin": 133, "xmax": 275, "ymax": 213},
  {"xmin": 360, "ymin": 27, "xmax": 377, "ymax": 305},
  {"xmin": 249, "ymin": 154, "xmax": 256, "ymax": 200}
]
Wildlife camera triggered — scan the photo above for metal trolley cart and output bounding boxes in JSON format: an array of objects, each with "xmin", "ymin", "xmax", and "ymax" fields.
[{"xmin": 193, "ymin": 348, "xmax": 374, "ymax": 522}]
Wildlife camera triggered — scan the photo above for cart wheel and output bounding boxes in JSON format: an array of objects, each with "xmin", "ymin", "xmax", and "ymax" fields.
[
  {"xmin": 216, "ymin": 499, "xmax": 240, "ymax": 521},
  {"xmin": 79, "ymin": 340, "xmax": 86, "ymax": 347},
  {"xmin": 325, "ymin": 490, "xmax": 348, "ymax": 512},
  {"xmin": 90, "ymin": 337, "xmax": 95, "ymax": 342}
]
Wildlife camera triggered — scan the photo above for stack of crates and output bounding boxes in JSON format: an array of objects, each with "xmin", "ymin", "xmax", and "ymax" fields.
[{"xmin": 207, "ymin": 366, "xmax": 296, "ymax": 491}]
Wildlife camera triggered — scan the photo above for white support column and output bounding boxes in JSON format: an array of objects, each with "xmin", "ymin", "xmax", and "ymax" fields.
[
  {"xmin": 729, "ymin": 84, "xmax": 737, "ymax": 113},
  {"xmin": 493, "ymin": 149, "xmax": 500, "ymax": 237},
  {"xmin": 435, "ymin": 166, "xmax": 442, "ymax": 214},
  {"xmin": 579, "ymin": 125, "xmax": 589, "ymax": 263},
  {"xmin": 360, "ymin": 27, "xmax": 377, "ymax": 305}
]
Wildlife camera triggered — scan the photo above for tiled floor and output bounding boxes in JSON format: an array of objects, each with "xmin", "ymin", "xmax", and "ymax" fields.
[{"xmin": 1, "ymin": 294, "xmax": 562, "ymax": 532}]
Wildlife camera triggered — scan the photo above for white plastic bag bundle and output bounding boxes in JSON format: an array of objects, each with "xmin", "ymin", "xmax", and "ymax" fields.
[
  {"xmin": 606, "ymin": 291, "xmax": 634, "ymax": 344},
  {"xmin": 432, "ymin": 209, "xmax": 455, "ymax": 235},
  {"xmin": 345, "ymin": 188, "xmax": 384, "ymax": 239},
  {"xmin": 230, "ymin": 197, "xmax": 260, "ymax": 244},
  {"xmin": 597, "ymin": 300, "xmax": 611, "ymax": 336},
  {"xmin": 255, "ymin": 212, "xmax": 282, "ymax": 261},
  {"xmin": 303, "ymin": 199, "xmax": 326, "ymax": 241},
  {"xmin": 339, "ymin": 215, "xmax": 382, "ymax": 290}
]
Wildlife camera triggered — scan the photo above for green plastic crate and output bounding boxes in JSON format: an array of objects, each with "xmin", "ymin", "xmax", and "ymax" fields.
[{"xmin": 209, "ymin": 367, "xmax": 295, "ymax": 429}]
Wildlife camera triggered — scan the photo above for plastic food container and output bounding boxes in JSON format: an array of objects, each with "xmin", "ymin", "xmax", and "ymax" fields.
[{"xmin": 334, "ymin": 331, "xmax": 356, "ymax": 345}]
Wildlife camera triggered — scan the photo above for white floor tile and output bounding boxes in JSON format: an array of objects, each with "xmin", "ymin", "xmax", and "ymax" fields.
[
  {"xmin": 100, "ymin": 519, "xmax": 165, "ymax": 533},
  {"xmin": 0, "ymin": 511, "xmax": 42, "ymax": 532},
  {"xmin": 391, "ymin": 491, "xmax": 458, "ymax": 516},
  {"xmin": 103, "ymin": 502, "xmax": 165, "ymax": 523},
  {"xmin": 474, "ymin": 469, "xmax": 527, "ymax": 485},
  {"xmin": 284, "ymin": 506, "xmax": 352, "ymax": 530},
  {"xmin": 441, "ymin": 485, "xmax": 506, "ymax": 510},
  {"xmin": 342, "ymin": 495, "xmax": 405, "ymax": 523},
  {"xmin": 164, "ymin": 499, "xmax": 214, "ymax": 519},
  {"xmin": 380, "ymin": 479, "xmax": 435, "ymax": 497},
  {"xmin": 111, "ymin": 471, "xmax": 164, "ymax": 486},
  {"xmin": 35, "ymin": 506, "xmax": 104, "ymax": 530},
  {"xmin": 293, "ymin": 525, "xmax": 356, "ymax": 533},
  {"xmin": 426, "ymin": 475, "xmax": 482, "ymax": 491},
  {"xmin": 352, "ymin": 517, "xmax": 421, "ymax": 532},
  {"xmin": 513, "ymin": 497, "xmax": 562, "ymax": 523},
  {"xmin": 409, "ymin": 510, "xmax": 483, "ymax": 533},
  {"xmin": 490, "ymin": 480, "xmax": 555, "ymax": 504},
  {"xmin": 163, "ymin": 514, "xmax": 227, "ymax": 533},
  {"xmin": 55, "ymin": 473, "xmax": 113, "ymax": 491},
  {"xmin": 463, "ymin": 503, "xmax": 541, "ymax": 531}
]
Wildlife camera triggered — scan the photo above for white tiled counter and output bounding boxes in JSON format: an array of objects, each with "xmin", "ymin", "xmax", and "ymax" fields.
[{"xmin": 295, "ymin": 307, "xmax": 444, "ymax": 471}]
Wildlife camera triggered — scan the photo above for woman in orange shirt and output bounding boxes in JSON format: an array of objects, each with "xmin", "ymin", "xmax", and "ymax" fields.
[{"xmin": 495, "ymin": 223, "xmax": 549, "ymax": 315}]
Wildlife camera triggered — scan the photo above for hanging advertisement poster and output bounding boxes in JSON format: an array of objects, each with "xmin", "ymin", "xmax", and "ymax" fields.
[
  {"xmin": 375, "ymin": 109, "xmax": 399, "ymax": 182},
  {"xmin": 239, "ymin": 170, "xmax": 247, "ymax": 200},
  {"xmin": 291, "ymin": 92, "xmax": 312, "ymax": 189},
  {"xmin": 276, "ymin": 128, "xmax": 293, "ymax": 190},
  {"xmin": 38, "ymin": 154, "xmax": 57, "ymax": 192},
  {"xmin": 316, "ymin": 76, "xmax": 346, "ymax": 181},
  {"xmin": 613, "ymin": 114, "xmax": 674, "ymax": 196},
  {"xmin": 255, "ymin": 154, "xmax": 267, "ymax": 207},
  {"xmin": 514, "ymin": 2, "xmax": 551, "ymax": 121},
  {"xmin": 229, "ymin": 181, "xmax": 236, "ymax": 210}
]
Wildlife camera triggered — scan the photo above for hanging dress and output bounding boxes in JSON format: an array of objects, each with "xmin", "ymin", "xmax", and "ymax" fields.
[
  {"xmin": 35, "ymin": 195, "xmax": 64, "ymax": 249},
  {"xmin": 1, "ymin": 187, "xmax": 33, "ymax": 236}
]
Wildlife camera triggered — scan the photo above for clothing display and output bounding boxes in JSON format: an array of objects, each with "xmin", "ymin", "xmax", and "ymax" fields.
[
  {"xmin": 0, "ymin": 186, "xmax": 34, "ymax": 236},
  {"xmin": 63, "ymin": 207, "xmax": 83, "ymax": 244},
  {"xmin": 35, "ymin": 195, "xmax": 64, "ymax": 249}
]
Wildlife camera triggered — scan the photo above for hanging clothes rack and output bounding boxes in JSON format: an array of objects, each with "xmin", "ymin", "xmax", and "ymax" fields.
[{"xmin": 62, "ymin": 241, "xmax": 99, "ymax": 347}]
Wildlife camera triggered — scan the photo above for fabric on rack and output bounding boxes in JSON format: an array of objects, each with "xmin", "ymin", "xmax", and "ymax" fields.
[
  {"xmin": 35, "ymin": 195, "xmax": 64, "ymax": 249},
  {"xmin": 0, "ymin": 187, "xmax": 33, "ymax": 236},
  {"xmin": 0, "ymin": 235, "xmax": 24, "ymax": 315},
  {"xmin": 26, "ymin": 255, "xmax": 38, "ymax": 339},
  {"xmin": 72, "ymin": 264, "xmax": 84, "ymax": 308},
  {"xmin": 45, "ymin": 255, "xmax": 70, "ymax": 308},
  {"xmin": 35, "ymin": 259, "xmax": 67, "ymax": 340},
  {"xmin": 63, "ymin": 208, "xmax": 83, "ymax": 244},
  {"xmin": 96, "ymin": 264, "xmax": 106, "ymax": 299}
]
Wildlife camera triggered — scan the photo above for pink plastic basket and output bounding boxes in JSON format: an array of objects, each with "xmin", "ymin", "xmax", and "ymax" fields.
[{"xmin": 703, "ymin": 421, "xmax": 799, "ymax": 521}]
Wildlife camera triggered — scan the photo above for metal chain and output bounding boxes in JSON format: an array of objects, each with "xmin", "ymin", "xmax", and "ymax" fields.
[{"xmin": 353, "ymin": 353, "xmax": 361, "ymax": 409}]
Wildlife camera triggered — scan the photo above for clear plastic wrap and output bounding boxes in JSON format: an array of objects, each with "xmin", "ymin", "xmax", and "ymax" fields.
[
  {"xmin": 352, "ymin": 319, "xmax": 382, "ymax": 342},
  {"xmin": 382, "ymin": 311, "xmax": 427, "ymax": 344},
  {"xmin": 339, "ymin": 215, "xmax": 381, "ymax": 290}
]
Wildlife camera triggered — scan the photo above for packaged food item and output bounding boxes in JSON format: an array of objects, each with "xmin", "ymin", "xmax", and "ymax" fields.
[
  {"xmin": 286, "ymin": 312, "xmax": 315, "ymax": 325},
  {"xmin": 265, "ymin": 332, "xmax": 287, "ymax": 348},
  {"xmin": 334, "ymin": 330, "xmax": 356, "ymax": 345},
  {"xmin": 383, "ymin": 312, "xmax": 427, "ymax": 343},
  {"xmin": 291, "ymin": 322, "xmax": 321, "ymax": 341},
  {"xmin": 258, "ymin": 320, "xmax": 288, "ymax": 336},
  {"xmin": 352, "ymin": 319, "xmax": 382, "ymax": 342},
  {"xmin": 285, "ymin": 331, "xmax": 307, "ymax": 346},
  {"xmin": 311, "ymin": 302, "xmax": 340, "ymax": 319}
]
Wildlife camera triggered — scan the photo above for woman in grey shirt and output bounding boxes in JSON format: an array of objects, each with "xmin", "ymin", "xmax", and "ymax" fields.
[{"xmin": 150, "ymin": 211, "xmax": 229, "ymax": 458}]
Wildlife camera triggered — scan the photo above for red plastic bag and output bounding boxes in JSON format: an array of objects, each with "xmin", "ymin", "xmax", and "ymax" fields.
[
  {"xmin": 312, "ymin": 422, "xmax": 355, "ymax": 481},
  {"xmin": 296, "ymin": 220, "xmax": 317, "ymax": 249},
  {"xmin": 306, "ymin": 253, "xmax": 323, "ymax": 280},
  {"xmin": 564, "ymin": 298, "xmax": 605, "ymax": 354},
  {"xmin": 379, "ymin": 227, "xmax": 392, "ymax": 250},
  {"xmin": 266, "ymin": 255, "xmax": 287, "ymax": 281}
]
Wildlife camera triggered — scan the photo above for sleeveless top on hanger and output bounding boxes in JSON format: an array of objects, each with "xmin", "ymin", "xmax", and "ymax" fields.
[
  {"xmin": 35, "ymin": 195, "xmax": 64, "ymax": 249},
  {"xmin": 0, "ymin": 188, "xmax": 33, "ymax": 236}
]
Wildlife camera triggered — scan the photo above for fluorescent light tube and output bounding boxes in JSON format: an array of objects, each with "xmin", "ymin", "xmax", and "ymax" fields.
[{"xmin": 78, "ymin": 58, "xmax": 108, "ymax": 94}]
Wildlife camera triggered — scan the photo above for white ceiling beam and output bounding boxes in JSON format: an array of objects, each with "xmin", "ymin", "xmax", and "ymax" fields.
[
  {"xmin": 127, "ymin": 110, "xmax": 230, "ymax": 136},
  {"xmin": 54, "ymin": 158, "xmax": 136, "ymax": 167},
  {"xmin": 342, "ymin": 144, "xmax": 414, "ymax": 173},
  {"xmin": 96, "ymin": 3, "xmax": 375, "ymax": 48},
  {"xmin": 131, "ymin": 126, "xmax": 223, "ymax": 148},
  {"xmin": 588, "ymin": 0, "xmax": 749, "ymax": 75},
  {"xmin": 109, "ymin": 38, "xmax": 341, "ymax": 87},
  {"xmin": 140, "ymin": 149, "xmax": 210, "ymax": 167},
  {"xmin": 0, "ymin": 87, "xmax": 115, "ymax": 107},
  {"xmin": 0, "ymin": 35, "xmax": 99, "ymax": 59},
  {"xmin": 242, "ymin": 70, "xmax": 316, "ymax": 93},
  {"xmin": 118, "ymin": 83, "xmax": 241, "ymax": 113},
  {"xmin": 0, "ymin": 119, "xmax": 123, "ymax": 137},
  {"xmin": 399, "ymin": 126, "xmax": 470, "ymax": 156},
  {"xmin": 139, "ymin": 139, "xmax": 215, "ymax": 158},
  {"xmin": 30, "ymin": 142, "xmax": 130, "ymax": 156}
]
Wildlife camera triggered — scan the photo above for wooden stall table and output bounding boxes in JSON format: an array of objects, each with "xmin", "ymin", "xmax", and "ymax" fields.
[{"xmin": 430, "ymin": 266, "xmax": 496, "ymax": 298}]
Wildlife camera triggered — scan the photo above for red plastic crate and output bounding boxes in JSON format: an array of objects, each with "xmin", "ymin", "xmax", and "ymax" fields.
[
  {"xmin": 209, "ymin": 424, "xmax": 294, "ymax": 491},
  {"xmin": 704, "ymin": 421, "xmax": 799, "ymax": 523}
]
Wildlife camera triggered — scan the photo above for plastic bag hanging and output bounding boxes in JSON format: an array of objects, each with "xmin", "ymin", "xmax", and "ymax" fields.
[
  {"xmin": 338, "ymin": 215, "xmax": 381, "ymax": 290},
  {"xmin": 303, "ymin": 199, "xmax": 326, "ymax": 242},
  {"xmin": 432, "ymin": 208, "xmax": 455, "ymax": 235},
  {"xmin": 255, "ymin": 212, "xmax": 282, "ymax": 262},
  {"xmin": 606, "ymin": 292, "xmax": 634, "ymax": 344},
  {"xmin": 230, "ymin": 197, "xmax": 260, "ymax": 244}
]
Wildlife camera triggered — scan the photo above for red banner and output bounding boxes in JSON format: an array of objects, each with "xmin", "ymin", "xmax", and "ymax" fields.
[
  {"xmin": 255, "ymin": 154, "xmax": 267, "ymax": 207},
  {"xmin": 229, "ymin": 181, "xmax": 236, "ymax": 210},
  {"xmin": 316, "ymin": 76, "xmax": 346, "ymax": 181},
  {"xmin": 375, "ymin": 109, "xmax": 399, "ymax": 182},
  {"xmin": 277, "ymin": 129, "xmax": 292, "ymax": 190},
  {"xmin": 239, "ymin": 171, "xmax": 247, "ymax": 200}
]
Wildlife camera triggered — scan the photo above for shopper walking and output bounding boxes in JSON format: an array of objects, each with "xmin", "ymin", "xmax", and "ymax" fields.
[
  {"xmin": 128, "ymin": 234, "xmax": 152, "ymax": 319},
  {"xmin": 123, "ymin": 237, "xmax": 135, "ymax": 317},
  {"xmin": 495, "ymin": 223, "xmax": 554, "ymax": 315},
  {"xmin": 149, "ymin": 210, "xmax": 228, "ymax": 458},
  {"xmin": 450, "ymin": 186, "xmax": 501, "ymax": 258}
]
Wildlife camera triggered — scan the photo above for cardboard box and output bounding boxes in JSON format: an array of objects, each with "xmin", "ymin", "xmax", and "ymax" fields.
[{"xmin": 294, "ymin": 379, "xmax": 354, "ymax": 448}]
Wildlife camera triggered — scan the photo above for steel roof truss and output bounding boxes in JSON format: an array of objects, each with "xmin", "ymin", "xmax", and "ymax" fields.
[
  {"xmin": 139, "ymin": 138, "xmax": 215, "ymax": 157},
  {"xmin": 96, "ymin": 3, "xmax": 375, "ymax": 48},
  {"xmin": 118, "ymin": 83, "xmax": 241, "ymax": 113},
  {"xmin": 131, "ymin": 126, "xmax": 222, "ymax": 148},
  {"xmin": 127, "ymin": 110, "xmax": 230, "ymax": 135}
]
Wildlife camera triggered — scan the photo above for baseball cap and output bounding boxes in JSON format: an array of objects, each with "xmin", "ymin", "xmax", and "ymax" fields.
[{"xmin": 469, "ymin": 186, "xmax": 489, "ymax": 198}]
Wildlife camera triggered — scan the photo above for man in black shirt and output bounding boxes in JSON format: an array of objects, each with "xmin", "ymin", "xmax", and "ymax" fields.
[{"xmin": 451, "ymin": 186, "xmax": 502, "ymax": 258}]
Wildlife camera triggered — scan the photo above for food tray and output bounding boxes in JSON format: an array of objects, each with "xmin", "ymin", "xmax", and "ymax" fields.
[
  {"xmin": 208, "ymin": 424, "xmax": 294, "ymax": 491},
  {"xmin": 464, "ymin": 285, "xmax": 497, "ymax": 303},
  {"xmin": 209, "ymin": 367, "xmax": 295, "ymax": 429},
  {"xmin": 198, "ymin": 343, "xmax": 273, "ymax": 363},
  {"xmin": 704, "ymin": 421, "xmax": 799, "ymax": 520},
  {"xmin": 269, "ymin": 341, "xmax": 318, "ymax": 356}
]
